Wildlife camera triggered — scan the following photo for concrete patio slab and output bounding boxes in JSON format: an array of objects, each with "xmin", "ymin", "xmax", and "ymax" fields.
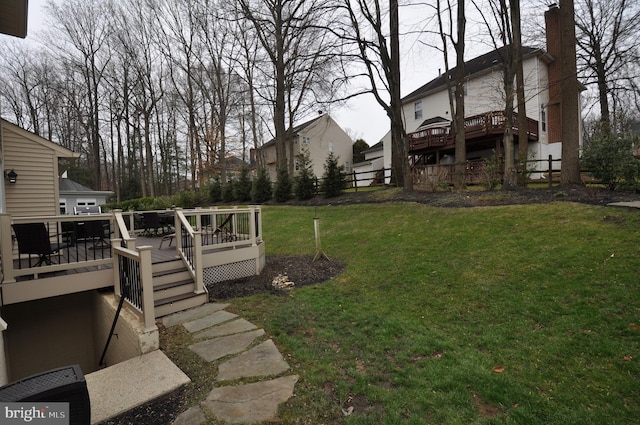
[
  {"xmin": 182, "ymin": 310, "xmax": 238, "ymax": 333},
  {"xmin": 202, "ymin": 375, "xmax": 299, "ymax": 424},
  {"xmin": 162, "ymin": 303, "xmax": 230, "ymax": 327},
  {"xmin": 608, "ymin": 201, "xmax": 640, "ymax": 209},
  {"xmin": 195, "ymin": 318, "xmax": 257, "ymax": 339},
  {"xmin": 216, "ymin": 339, "xmax": 290, "ymax": 382},
  {"xmin": 86, "ymin": 350, "xmax": 190, "ymax": 424},
  {"xmin": 189, "ymin": 329, "xmax": 265, "ymax": 362}
]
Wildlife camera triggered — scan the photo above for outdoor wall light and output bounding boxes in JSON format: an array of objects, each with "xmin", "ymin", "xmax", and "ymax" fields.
[{"xmin": 5, "ymin": 170, "xmax": 17, "ymax": 184}]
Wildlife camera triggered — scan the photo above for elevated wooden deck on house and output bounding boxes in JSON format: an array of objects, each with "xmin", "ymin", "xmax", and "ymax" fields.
[
  {"xmin": 0, "ymin": 207, "xmax": 265, "ymax": 320},
  {"xmin": 407, "ymin": 110, "xmax": 539, "ymax": 156}
]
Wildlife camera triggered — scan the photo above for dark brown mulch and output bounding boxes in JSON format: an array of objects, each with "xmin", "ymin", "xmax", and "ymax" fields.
[
  {"xmin": 272, "ymin": 185, "xmax": 640, "ymax": 208},
  {"xmin": 207, "ymin": 254, "xmax": 345, "ymax": 300}
]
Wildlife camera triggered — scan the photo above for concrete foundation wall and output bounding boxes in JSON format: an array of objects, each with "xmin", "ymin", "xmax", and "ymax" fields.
[
  {"xmin": 93, "ymin": 293, "xmax": 159, "ymax": 368},
  {"xmin": 1, "ymin": 291, "xmax": 158, "ymax": 382},
  {"xmin": 2, "ymin": 292, "xmax": 97, "ymax": 381}
]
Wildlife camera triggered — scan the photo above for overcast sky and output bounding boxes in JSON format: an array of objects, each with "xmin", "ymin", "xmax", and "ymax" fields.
[{"xmin": 18, "ymin": 0, "xmax": 543, "ymax": 146}]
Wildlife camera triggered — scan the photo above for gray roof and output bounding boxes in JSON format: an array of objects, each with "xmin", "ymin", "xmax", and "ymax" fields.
[{"xmin": 59, "ymin": 178, "xmax": 113, "ymax": 195}]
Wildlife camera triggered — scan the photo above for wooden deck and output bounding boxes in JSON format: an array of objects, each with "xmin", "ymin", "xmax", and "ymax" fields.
[{"xmin": 407, "ymin": 110, "xmax": 539, "ymax": 154}]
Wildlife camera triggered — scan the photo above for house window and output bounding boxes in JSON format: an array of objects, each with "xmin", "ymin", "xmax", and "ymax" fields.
[
  {"xmin": 77, "ymin": 199, "xmax": 97, "ymax": 207},
  {"xmin": 414, "ymin": 101, "xmax": 423, "ymax": 120},
  {"xmin": 329, "ymin": 141, "xmax": 334, "ymax": 153},
  {"xmin": 302, "ymin": 136, "xmax": 310, "ymax": 145},
  {"xmin": 344, "ymin": 161, "xmax": 350, "ymax": 173},
  {"xmin": 59, "ymin": 199, "xmax": 67, "ymax": 215},
  {"xmin": 541, "ymin": 104, "xmax": 547, "ymax": 132}
]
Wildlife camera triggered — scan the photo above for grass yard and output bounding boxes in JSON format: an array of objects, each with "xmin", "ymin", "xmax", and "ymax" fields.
[{"xmin": 228, "ymin": 202, "xmax": 640, "ymax": 424}]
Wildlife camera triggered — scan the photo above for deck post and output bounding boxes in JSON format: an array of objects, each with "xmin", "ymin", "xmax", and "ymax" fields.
[
  {"xmin": 137, "ymin": 246, "xmax": 157, "ymax": 332},
  {"xmin": 174, "ymin": 208, "xmax": 183, "ymax": 253},
  {"xmin": 111, "ymin": 238, "xmax": 123, "ymax": 298},
  {"xmin": 548, "ymin": 154, "xmax": 553, "ymax": 188},
  {"xmin": 193, "ymin": 230, "xmax": 204, "ymax": 295},
  {"xmin": 0, "ymin": 214, "xmax": 15, "ymax": 283},
  {"xmin": 249, "ymin": 206, "xmax": 257, "ymax": 246}
]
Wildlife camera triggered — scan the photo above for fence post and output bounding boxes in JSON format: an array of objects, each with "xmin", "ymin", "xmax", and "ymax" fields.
[
  {"xmin": 548, "ymin": 154, "xmax": 553, "ymax": 188},
  {"xmin": 353, "ymin": 170, "xmax": 358, "ymax": 192}
]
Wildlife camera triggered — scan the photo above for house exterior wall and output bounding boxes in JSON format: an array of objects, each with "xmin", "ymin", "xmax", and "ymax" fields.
[
  {"xmin": 262, "ymin": 115, "xmax": 353, "ymax": 181},
  {"xmin": 3, "ymin": 125, "xmax": 59, "ymax": 216},
  {"xmin": 403, "ymin": 55, "xmax": 548, "ymax": 136},
  {"xmin": 299, "ymin": 115, "xmax": 352, "ymax": 179},
  {"xmin": 0, "ymin": 121, "xmax": 78, "ymax": 217}
]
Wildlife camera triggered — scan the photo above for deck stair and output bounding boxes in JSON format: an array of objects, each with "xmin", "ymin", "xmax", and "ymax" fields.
[{"xmin": 152, "ymin": 259, "xmax": 208, "ymax": 318}]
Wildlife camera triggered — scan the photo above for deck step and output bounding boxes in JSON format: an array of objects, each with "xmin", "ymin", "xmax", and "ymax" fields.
[
  {"xmin": 152, "ymin": 258, "xmax": 207, "ymax": 318},
  {"xmin": 153, "ymin": 269, "xmax": 192, "ymax": 287},
  {"xmin": 154, "ymin": 279, "xmax": 195, "ymax": 300},
  {"xmin": 154, "ymin": 291, "xmax": 208, "ymax": 317}
]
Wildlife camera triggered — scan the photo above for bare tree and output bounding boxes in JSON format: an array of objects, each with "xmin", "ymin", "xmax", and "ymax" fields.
[
  {"xmin": 236, "ymin": 0, "xmax": 343, "ymax": 175},
  {"xmin": 337, "ymin": 0, "xmax": 411, "ymax": 190},
  {"xmin": 45, "ymin": 0, "xmax": 112, "ymax": 189},
  {"xmin": 435, "ymin": 0, "xmax": 466, "ymax": 190},
  {"xmin": 575, "ymin": 0, "xmax": 640, "ymax": 132}
]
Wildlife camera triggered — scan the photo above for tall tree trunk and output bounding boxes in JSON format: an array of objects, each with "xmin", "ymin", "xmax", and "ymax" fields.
[
  {"xmin": 453, "ymin": 0, "xmax": 467, "ymax": 190},
  {"xmin": 512, "ymin": 0, "xmax": 529, "ymax": 186},
  {"xmin": 389, "ymin": 0, "xmax": 411, "ymax": 190},
  {"xmin": 559, "ymin": 0, "xmax": 582, "ymax": 186}
]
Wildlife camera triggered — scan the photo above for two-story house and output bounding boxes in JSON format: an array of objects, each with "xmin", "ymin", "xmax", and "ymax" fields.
[
  {"xmin": 257, "ymin": 113, "xmax": 353, "ymax": 181},
  {"xmin": 377, "ymin": 4, "xmax": 582, "ymax": 185}
]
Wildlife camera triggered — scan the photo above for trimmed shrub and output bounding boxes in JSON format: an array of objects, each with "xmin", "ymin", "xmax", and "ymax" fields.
[
  {"xmin": 273, "ymin": 166, "xmax": 292, "ymax": 202},
  {"xmin": 581, "ymin": 133, "xmax": 640, "ymax": 190},
  {"xmin": 234, "ymin": 166, "xmax": 253, "ymax": 202},
  {"xmin": 321, "ymin": 152, "xmax": 346, "ymax": 198},
  {"xmin": 251, "ymin": 168, "xmax": 272, "ymax": 204},
  {"xmin": 222, "ymin": 180, "xmax": 235, "ymax": 203},
  {"xmin": 208, "ymin": 179, "xmax": 222, "ymax": 203},
  {"xmin": 294, "ymin": 149, "xmax": 316, "ymax": 200}
]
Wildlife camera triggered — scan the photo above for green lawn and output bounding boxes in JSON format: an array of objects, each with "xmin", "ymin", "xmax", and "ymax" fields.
[{"xmin": 230, "ymin": 202, "xmax": 640, "ymax": 424}]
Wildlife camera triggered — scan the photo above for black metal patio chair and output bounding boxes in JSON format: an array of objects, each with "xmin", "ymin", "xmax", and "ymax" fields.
[{"xmin": 12, "ymin": 223, "xmax": 70, "ymax": 268}]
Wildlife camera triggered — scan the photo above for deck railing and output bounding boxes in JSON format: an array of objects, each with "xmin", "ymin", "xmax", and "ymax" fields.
[
  {"xmin": 0, "ymin": 213, "xmax": 115, "ymax": 281},
  {"xmin": 175, "ymin": 208, "xmax": 204, "ymax": 294},
  {"xmin": 407, "ymin": 110, "xmax": 539, "ymax": 152},
  {"xmin": 111, "ymin": 241, "xmax": 156, "ymax": 331},
  {"xmin": 0, "ymin": 206, "xmax": 262, "ymax": 320}
]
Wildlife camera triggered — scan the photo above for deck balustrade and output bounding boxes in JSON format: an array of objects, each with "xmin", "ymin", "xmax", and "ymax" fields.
[{"xmin": 0, "ymin": 206, "xmax": 264, "ymax": 324}]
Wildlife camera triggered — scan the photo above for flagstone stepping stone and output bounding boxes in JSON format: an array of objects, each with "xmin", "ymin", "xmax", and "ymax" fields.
[
  {"xmin": 195, "ymin": 318, "xmax": 257, "ymax": 339},
  {"xmin": 216, "ymin": 339, "xmax": 290, "ymax": 382},
  {"xmin": 171, "ymin": 406, "xmax": 207, "ymax": 425},
  {"xmin": 162, "ymin": 303, "xmax": 230, "ymax": 327},
  {"xmin": 202, "ymin": 375, "xmax": 299, "ymax": 424},
  {"xmin": 189, "ymin": 329, "xmax": 265, "ymax": 362},
  {"xmin": 183, "ymin": 310, "xmax": 238, "ymax": 333}
]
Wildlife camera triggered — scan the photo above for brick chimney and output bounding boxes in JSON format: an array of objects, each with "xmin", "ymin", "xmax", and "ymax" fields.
[{"xmin": 545, "ymin": 4, "xmax": 562, "ymax": 144}]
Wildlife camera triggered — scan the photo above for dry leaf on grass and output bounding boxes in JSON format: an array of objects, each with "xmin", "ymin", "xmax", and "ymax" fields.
[{"xmin": 492, "ymin": 365, "xmax": 505, "ymax": 373}]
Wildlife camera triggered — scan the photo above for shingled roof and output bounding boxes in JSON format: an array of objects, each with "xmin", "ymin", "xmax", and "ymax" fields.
[
  {"xmin": 402, "ymin": 45, "xmax": 544, "ymax": 103},
  {"xmin": 261, "ymin": 114, "xmax": 326, "ymax": 148}
]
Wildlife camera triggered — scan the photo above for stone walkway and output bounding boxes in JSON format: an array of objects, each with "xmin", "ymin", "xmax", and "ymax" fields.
[{"xmin": 161, "ymin": 303, "xmax": 298, "ymax": 425}]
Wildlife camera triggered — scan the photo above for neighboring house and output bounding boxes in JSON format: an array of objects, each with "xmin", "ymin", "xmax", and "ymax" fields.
[
  {"xmin": 59, "ymin": 175, "xmax": 114, "ymax": 214},
  {"xmin": 377, "ymin": 4, "xmax": 582, "ymax": 183},
  {"xmin": 352, "ymin": 141, "xmax": 386, "ymax": 186},
  {"xmin": 257, "ymin": 113, "xmax": 353, "ymax": 181},
  {"xmin": 1, "ymin": 119, "xmax": 79, "ymax": 216}
]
